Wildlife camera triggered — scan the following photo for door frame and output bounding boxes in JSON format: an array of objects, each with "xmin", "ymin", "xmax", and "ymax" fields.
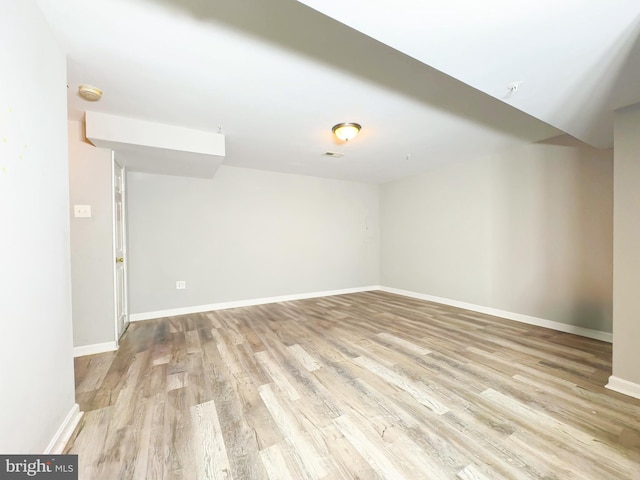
[{"xmin": 112, "ymin": 152, "xmax": 129, "ymax": 344}]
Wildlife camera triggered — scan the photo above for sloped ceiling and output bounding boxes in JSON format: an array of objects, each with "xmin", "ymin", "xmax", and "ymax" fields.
[
  {"xmin": 297, "ymin": 0, "xmax": 640, "ymax": 149},
  {"xmin": 36, "ymin": 0, "xmax": 640, "ymax": 183}
]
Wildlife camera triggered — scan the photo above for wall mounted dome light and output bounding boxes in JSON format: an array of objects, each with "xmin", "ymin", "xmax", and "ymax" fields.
[{"xmin": 332, "ymin": 122, "xmax": 361, "ymax": 142}]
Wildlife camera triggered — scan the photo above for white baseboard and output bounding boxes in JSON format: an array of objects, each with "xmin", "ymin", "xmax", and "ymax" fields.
[
  {"xmin": 606, "ymin": 376, "xmax": 640, "ymax": 400},
  {"xmin": 129, "ymin": 286, "xmax": 380, "ymax": 322},
  {"xmin": 378, "ymin": 286, "xmax": 613, "ymax": 343},
  {"xmin": 73, "ymin": 341, "xmax": 118, "ymax": 357},
  {"xmin": 127, "ymin": 285, "xmax": 612, "ymax": 344},
  {"xmin": 44, "ymin": 403, "xmax": 83, "ymax": 454}
]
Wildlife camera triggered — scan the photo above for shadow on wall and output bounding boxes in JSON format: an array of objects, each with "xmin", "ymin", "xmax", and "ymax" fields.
[
  {"xmin": 491, "ymin": 135, "xmax": 613, "ymax": 332},
  {"xmin": 550, "ymin": 13, "xmax": 640, "ymax": 147}
]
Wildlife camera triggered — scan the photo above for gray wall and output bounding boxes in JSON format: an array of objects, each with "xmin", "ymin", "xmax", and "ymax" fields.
[
  {"xmin": 127, "ymin": 167, "xmax": 379, "ymax": 314},
  {"xmin": 612, "ymin": 103, "xmax": 640, "ymax": 385},
  {"xmin": 68, "ymin": 121, "xmax": 115, "ymax": 347},
  {"xmin": 381, "ymin": 135, "xmax": 613, "ymax": 332},
  {"xmin": 0, "ymin": 1, "xmax": 76, "ymax": 452}
]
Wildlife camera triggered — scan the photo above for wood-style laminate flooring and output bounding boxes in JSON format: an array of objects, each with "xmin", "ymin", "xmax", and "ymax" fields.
[{"xmin": 67, "ymin": 291, "xmax": 640, "ymax": 479}]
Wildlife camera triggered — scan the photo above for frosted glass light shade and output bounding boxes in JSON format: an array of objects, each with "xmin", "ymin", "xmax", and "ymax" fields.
[{"xmin": 332, "ymin": 122, "xmax": 361, "ymax": 141}]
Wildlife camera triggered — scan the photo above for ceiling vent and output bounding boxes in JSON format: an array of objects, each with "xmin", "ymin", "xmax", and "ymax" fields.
[{"xmin": 322, "ymin": 151, "xmax": 344, "ymax": 158}]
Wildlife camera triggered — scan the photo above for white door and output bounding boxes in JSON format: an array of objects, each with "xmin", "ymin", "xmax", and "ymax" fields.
[{"xmin": 113, "ymin": 155, "xmax": 129, "ymax": 341}]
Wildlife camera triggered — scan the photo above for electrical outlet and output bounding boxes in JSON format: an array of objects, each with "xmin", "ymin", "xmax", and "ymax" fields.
[
  {"xmin": 176, "ymin": 281, "xmax": 186, "ymax": 290},
  {"xmin": 73, "ymin": 204, "xmax": 92, "ymax": 218}
]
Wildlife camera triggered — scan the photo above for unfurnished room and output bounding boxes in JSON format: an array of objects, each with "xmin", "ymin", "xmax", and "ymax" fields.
[{"xmin": 1, "ymin": 0, "xmax": 640, "ymax": 479}]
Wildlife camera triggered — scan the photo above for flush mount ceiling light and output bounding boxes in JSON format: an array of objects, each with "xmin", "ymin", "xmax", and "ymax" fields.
[
  {"xmin": 78, "ymin": 84, "xmax": 103, "ymax": 101},
  {"xmin": 332, "ymin": 122, "xmax": 361, "ymax": 142}
]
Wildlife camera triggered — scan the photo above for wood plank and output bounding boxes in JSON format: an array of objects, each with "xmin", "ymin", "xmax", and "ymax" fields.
[
  {"xmin": 258, "ymin": 383, "xmax": 328, "ymax": 479},
  {"xmin": 353, "ymin": 355, "xmax": 449, "ymax": 415},
  {"xmin": 259, "ymin": 443, "xmax": 295, "ymax": 480},
  {"xmin": 287, "ymin": 344, "xmax": 322, "ymax": 372},
  {"xmin": 191, "ymin": 400, "xmax": 233, "ymax": 480},
  {"xmin": 66, "ymin": 291, "xmax": 640, "ymax": 479}
]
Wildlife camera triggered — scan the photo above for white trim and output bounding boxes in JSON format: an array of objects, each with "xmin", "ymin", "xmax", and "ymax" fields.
[
  {"xmin": 112, "ymin": 155, "xmax": 130, "ymax": 346},
  {"xmin": 121, "ymin": 161, "xmax": 130, "ymax": 335},
  {"xmin": 378, "ymin": 286, "xmax": 613, "ymax": 343},
  {"xmin": 129, "ymin": 286, "xmax": 380, "ymax": 322},
  {"xmin": 73, "ymin": 341, "xmax": 118, "ymax": 357},
  {"xmin": 606, "ymin": 376, "xmax": 640, "ymax": 400},
  {"xmin": 44, "ymin": 403, "xmax": 83, "ymax": 454},
  {"xmin": 111, "ymin": 151, "xmax": 118, "ymax": 345},
  {"xmin": 128, "ymin": 285, "xmax": 613, "ymax": 344}
]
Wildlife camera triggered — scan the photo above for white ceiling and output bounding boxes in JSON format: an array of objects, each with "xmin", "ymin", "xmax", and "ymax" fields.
[
  {"xmin": 297, "ymin": 0, "xmax": 640, "ymax": 149},
  {"xmin": 36, "ymin": 0, "xmax": 640, "ymax": 183}
]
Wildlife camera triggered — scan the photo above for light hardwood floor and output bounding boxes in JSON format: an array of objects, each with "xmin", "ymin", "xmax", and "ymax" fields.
[{"xmin": 67, "ymin": 291, "xmax": 640, "ymax": 479}]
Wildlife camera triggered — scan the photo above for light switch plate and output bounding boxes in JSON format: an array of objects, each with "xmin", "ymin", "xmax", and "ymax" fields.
[{"xmin": 74, "ymin": 204, "xmax": 92, "ymax": 218}]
